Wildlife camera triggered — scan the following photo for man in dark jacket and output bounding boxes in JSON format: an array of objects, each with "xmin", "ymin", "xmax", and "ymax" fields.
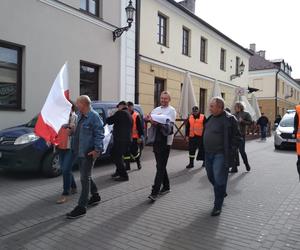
[
  {"xmin": 107, "ymin": 101, "xmax": 133, "ymax": 181},
  {"xmin": 203, "ymin": 97, "xmax": 241, "ymax": 216},
  {"xmin": 257, "ymin": 113, "xmax": 269, "ymax": 141},
  {"xmin": 124, "ymin": 101, "xmax": 144, "ymax": 170},
  {"xmin": 185, "ymin": 106, "xmax": 205, "ymax": 169},
  {"xmin": 233, "ymin": 102, "xmax": 252, "ymax": 172}
]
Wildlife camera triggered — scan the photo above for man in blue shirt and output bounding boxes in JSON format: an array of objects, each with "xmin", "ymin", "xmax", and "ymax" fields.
[{"xmin": 67, "ymin": 95, "xmax": 104, "ymax": 219}]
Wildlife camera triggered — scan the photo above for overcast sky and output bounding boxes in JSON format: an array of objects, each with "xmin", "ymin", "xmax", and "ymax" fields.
[{"xmin": 193, "ymin": 0, "xmax": 300, "ymax": 79}]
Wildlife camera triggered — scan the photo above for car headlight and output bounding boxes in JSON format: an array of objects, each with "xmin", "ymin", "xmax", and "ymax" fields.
[
  {"xmin": 276, "ymin": 130, "xmax": 281, "ymax": 135},
  {"xmin": 14, "ymin": 133, "xmax": 40, "ymax": 145}
]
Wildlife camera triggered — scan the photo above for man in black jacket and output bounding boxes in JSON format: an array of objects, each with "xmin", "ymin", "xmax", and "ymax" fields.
[
  {"xmin": 257, "ymin": 113, "xmax": 269, "ymax": 141},
  {"xmin": 124, "ymin": 101, "xmax": 144, "ymax": 170},
  {"xmin": 203, "ymin": 97, "xmax": 241, "ymax": 216},
  {"xmin": 107, "ymin": 101, "xmax": 133, "ymax": 182}
]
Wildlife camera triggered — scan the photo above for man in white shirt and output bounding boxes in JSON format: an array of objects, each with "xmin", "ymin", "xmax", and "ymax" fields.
[{"xmin": 146, "ymin": 91, "xmax": 176, "ymax": 202}]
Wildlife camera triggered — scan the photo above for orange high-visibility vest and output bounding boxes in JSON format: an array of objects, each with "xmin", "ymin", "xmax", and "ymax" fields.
[
  {"xmin": 132, "ymin": 111, "xmax": 140, "ymax": 139},
  {"xmin": 189, "ymin": 114, "xmax": 204, "ymax": 137},
  {"xmin": 296, "ymin": 105, "xmax": 300, "ymax": 155}
]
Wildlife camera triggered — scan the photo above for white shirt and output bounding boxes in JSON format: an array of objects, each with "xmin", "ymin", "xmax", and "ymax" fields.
[{"xmin": 151, "ymin": 105, "xmax": 177, "ymax": 145}]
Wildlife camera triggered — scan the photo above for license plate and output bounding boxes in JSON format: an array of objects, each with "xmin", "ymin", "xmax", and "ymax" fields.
[{"xmin": 287, "ymin": 139, "xmax": 296, "ymax": 143}]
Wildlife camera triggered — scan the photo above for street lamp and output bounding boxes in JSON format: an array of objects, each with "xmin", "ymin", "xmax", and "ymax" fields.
[
  {"xmin": 113, "ymin": 0, "xmax": 136, "ymax": 41},
  {"xmin": 231, "ymin": 61, "xmax": 245, "ymax": 80}
]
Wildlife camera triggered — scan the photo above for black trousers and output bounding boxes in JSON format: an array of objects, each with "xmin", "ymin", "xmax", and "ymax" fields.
[
  {"xmin": 112, "ymin": 141, "xmax": 130, "ymax": 178},
  {"xmin": 152, "ymin": 145, "xmax": 171, "ymax": 195},
  {"xmin": 189, "ymin": 136, "xmax": 204, "ymax": 161},
  {"xmin": 238, "ymin": 136, "xmax": 249, "ymax": 166},
  {"xmin": 124, "ymin": 139, "xmax": 140, "ymax": 164}
]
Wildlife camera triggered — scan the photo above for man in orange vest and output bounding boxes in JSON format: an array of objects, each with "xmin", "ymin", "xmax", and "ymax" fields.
[
  {"xmin": 124, "ymin": 101, "xmax": 144, "ymax": 170},
  {"xmin": 294, "ymin": 105, "xmax": 300, "ymax": 178},
  {"xmin": 185, "ymin": 106, "xmax": 206, "ymax": 169}
]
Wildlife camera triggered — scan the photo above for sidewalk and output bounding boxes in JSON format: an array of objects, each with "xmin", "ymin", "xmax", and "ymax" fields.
[{"xmin": 1, "ymin": 139, "xmax": 300, "ymax": 250}]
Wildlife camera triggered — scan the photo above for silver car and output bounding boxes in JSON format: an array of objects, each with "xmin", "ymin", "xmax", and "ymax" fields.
[{"xmin": 274, "ymin": 111, "xmax": 296, "ymax": 149}]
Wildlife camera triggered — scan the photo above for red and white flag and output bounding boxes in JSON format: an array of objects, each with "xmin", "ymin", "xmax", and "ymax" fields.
[{"xmin": 35, "ymin": 62, "xmax": 72, "ymax": 144}]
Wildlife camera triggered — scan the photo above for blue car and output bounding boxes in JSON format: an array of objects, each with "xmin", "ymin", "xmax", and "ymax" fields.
[{"xmin": 0, "ymin": 101, "xmax": 144, "ymax": 178}]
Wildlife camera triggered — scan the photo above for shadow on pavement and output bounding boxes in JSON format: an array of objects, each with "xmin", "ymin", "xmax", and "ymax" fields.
[{"xmin": 160, "ymin": 212, "xmax": 224, "ymax": 250}]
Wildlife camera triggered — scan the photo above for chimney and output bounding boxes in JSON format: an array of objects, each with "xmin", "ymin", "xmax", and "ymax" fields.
[
  {"xmin": 249, "ymin": 43, "xmax": 256, "ymax": 52},
  {"xmin": 179, "ymin": 0, "xmax": 196, "ymax": 13},
  {"xmin": 258, "ymin": 50, "xmax": 266, "ymax": 58}
]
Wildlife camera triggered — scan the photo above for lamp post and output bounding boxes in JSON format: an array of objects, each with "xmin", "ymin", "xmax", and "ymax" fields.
[
  {"xmin": 113, "ymin": 0, "xmax": 136, "ymax": 41},
  {"xmin": 231, "ymin": 61, "xmax": 245, "ymax": 80}
]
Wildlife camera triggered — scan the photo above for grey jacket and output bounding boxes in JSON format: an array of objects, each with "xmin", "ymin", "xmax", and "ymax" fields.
[{"xmin": 234, "ymin": 111, "xmax": 252, "ymax": 137}]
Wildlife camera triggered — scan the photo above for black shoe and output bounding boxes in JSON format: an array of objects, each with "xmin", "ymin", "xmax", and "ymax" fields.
[
  {"xmin": 159, "ymin": 187, "xmax": 171, "ymax": 195},
  {"xmin": 111, "ymin": 172, "xmax": 119, "ymax": 179},
  {"xmin": 246, "ymin": 164, "xmax": 251, "ymax": 172},
  {"xmin": 114, "ymin": 176, "xmax": 129, "ymax": 182},
  {"xmin": 66, "ymin": 206, "xmax": 86, "ymax": 219},
  {"xmin": 229, "ymin": 168, "xmax": 238, "ymax": 173},
  {"xmin": 88, "ymin": 194, "xmax": 101, "ymax": 207},
  {"xmin": 211, "ymin": 207, "xmax": 222, "ymax": 217},
  {"xmin": 148, "ymin": 194, "xmax": 157, "ymax": 202},
  {"xmin": 224, "ymin": 193, "xmax": 228, "ymax": 198},
  {"xmin": 186, "ymin": 164, "xmax": 194, "ymax": 169},
  {"xmin": 137, "ymin": 162, "xmax": 142, "ymax": 170}
]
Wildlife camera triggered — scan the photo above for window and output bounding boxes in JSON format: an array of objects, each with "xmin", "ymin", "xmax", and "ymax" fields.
[
  {"xmin": 182, "ymin": 27, "xmax": 190, "ymax": 56},
  {"xmin": 199, "ymin": 88, "xmax": 207, "ymax": 114},
  {"xmin": 158, "ymin": 13, "xmax": 168, "ymax": 46},
  {"xmin": 0, "ymin": 42, "xmax": 22, "ymax": 110},
  {"xmin": 221, "ymin": 92, "xmax": 225, "ymax": 100},
  {"xmin": 235, "ymin": 56, "xmax": 240, "ymax": 75},
  {"xmin": 282, "ymin": 82, "xmax": 284, "ymax": 94},
  {"xmin": 80, "ymin": 0, "xmax": 99, "ymax": 17},
  {"xmin": 200, "ymin": 37, "xmax": 207, "ymax": 63},
  {"xmin": 220, "ymin": 48, "xmax": 226, "ymax": 71},
  {"xmin": 154, "ymin": 77, "xmax": 165, "ymax": 107},
  {"xmin": 80, "ymin": 61, "xmax": 100, "ymax": 101}
]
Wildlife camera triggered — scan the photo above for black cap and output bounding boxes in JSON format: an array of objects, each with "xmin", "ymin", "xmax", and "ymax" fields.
[
  {"xmin": 117, "ymin": 101, "xmax": 127, "ymax": 108},
  {"xmin": 127, "ymin": 101, "xmax": 134, "ymax": 107},
  {"xmin": 192, "ymin": 106, "xmax": 199, "ymax": 112}
]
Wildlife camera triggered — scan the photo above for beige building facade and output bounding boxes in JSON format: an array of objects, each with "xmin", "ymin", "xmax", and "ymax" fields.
[
  {"xmin": 138, "ymin": 0, "xmax": 252, "ymax": 115},
  {"xmin": 249, "ymin": 45, "xmax": 300, "ymax": 122}
]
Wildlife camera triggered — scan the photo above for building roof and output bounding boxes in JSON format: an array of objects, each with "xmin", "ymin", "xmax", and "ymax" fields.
[
  {"xmin": 249, "ymin": 53, "xmax": 278, "ymax": 71},
  {"xmin": 166, "ymin": 0, "xmax": 252, "ymax": 56}
]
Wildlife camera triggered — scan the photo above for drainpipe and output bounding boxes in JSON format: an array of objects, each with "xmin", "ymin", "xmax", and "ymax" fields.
[
  {"xmin": 275, "ymin": 69, "xmax": 280, "ymax": 118},
  {"xmin": 134, "ymin": 0, "xmax": 141, "ymax": 104}
]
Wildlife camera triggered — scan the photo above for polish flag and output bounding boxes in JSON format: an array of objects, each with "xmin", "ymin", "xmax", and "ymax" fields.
[{"xmin": 35, "ymin": 62, "xmax": 72, "ymax": 144}]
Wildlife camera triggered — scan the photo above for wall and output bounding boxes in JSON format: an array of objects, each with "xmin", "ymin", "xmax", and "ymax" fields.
[{"xmin": 0, "ymin": 0, "xmax": 121, "ymax": 129}]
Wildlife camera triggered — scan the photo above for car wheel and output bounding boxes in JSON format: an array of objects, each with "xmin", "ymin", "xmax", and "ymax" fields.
[{"xmin": 42, "ymin": 152, "xmax": 62, "ymax": 178}]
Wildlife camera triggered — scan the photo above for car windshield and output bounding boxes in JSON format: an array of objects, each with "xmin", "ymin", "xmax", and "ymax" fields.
[
  {"xmin": 280, "ymin": 116, "xmax": 294, "ymax": 127},
  {"xmin": 26, "ymin": 116, "xmax": 38, "ymax": 128}
]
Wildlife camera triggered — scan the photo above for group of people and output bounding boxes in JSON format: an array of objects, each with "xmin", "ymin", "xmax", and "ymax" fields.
[{"xmin": 54, "ymin": 91, "xmax": 259, "ymax": 219}]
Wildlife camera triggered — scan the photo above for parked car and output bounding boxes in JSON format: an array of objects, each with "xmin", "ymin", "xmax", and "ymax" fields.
[
  {"xmin": 0, "ymin": 101, "xmax": 144, "ymax": 177},
  {"xmin": 274, "ymin": 110, "xmax": 296, "ymax": 150}
]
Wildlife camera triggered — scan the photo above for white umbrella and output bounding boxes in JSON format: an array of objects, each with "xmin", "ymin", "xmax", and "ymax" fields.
[
  {"xmin": 251, "ymin": 93, "xmax": 261, "ymax": 121},
  {"xmin": 241, "ymin": 95, "xmax": 256, "ymax": 119},
  {"xmin": 212, "ymin": 79, "xmax": 221, "ymax": 98},
  {"xmin": 231, "ymin": 87, "xmax": 255, "ymax": 119},
  {"xmin": 178, "ymin": 71, "xmax": 197, "ymax": 119}
]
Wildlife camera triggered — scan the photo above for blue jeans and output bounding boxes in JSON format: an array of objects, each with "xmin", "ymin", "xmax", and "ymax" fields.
[
  {"xmin": 78, "ymin": 158, "xmax": 98, "ymax": 208},
  {"xmin": 205, "ymin": 153, "xmax": 228, "ymax": 210},
  {"xmin": 260, "ymin": 125, "xmax": 267, "ymax": 139},
  {"xmin": 59, "ymin": 150, "xmax": 77, "ymax": 195}
]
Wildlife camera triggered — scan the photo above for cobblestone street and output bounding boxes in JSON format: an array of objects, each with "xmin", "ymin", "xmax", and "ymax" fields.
[{"xmin": 1, "ymin": 139, "xmax": 300, "ymax": 250}]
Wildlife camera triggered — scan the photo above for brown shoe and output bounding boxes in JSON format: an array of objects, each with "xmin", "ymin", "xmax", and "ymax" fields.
[{"xmin": 56, "ymin": 196, "xmax": 68, "ymax": 204}]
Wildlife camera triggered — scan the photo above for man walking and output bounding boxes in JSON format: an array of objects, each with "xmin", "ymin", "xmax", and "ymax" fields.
[
  {"xmin": 147, "ymin": 91, "xmax": 176, "ymax": 202},
  {"xmin": 124, "ymin": 101, "xmax": 144, "ymax": 171},
  {"xmin": 107, "ymin": 101, "xmax": 133, "ymax": 182},
  {"xmin": 294, "ymin": 105, "xmax": 300, "ymax": 180},
  {"xmin": 257, "ymin": 113, "xmax": 269, "ymax": 141},
  {"xmin": 67, "ymin": 95, "xmax": 104, "ymax": 219},
  {"xmin": 185, "ymin": 106, "xmax": 205, "ymax": 169},
  {"xmin": 203, "ymin": 97, "xmax": 241, "ymax": 216},
  {"xmin": 233, "ymin": 102, "xmax": 252, "ymax": 172}
]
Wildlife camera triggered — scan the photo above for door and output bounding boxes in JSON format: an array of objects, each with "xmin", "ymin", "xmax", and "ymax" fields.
[{"xmin": 154, "ymin": 77, "xmax": 165, "ymax": 107}]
